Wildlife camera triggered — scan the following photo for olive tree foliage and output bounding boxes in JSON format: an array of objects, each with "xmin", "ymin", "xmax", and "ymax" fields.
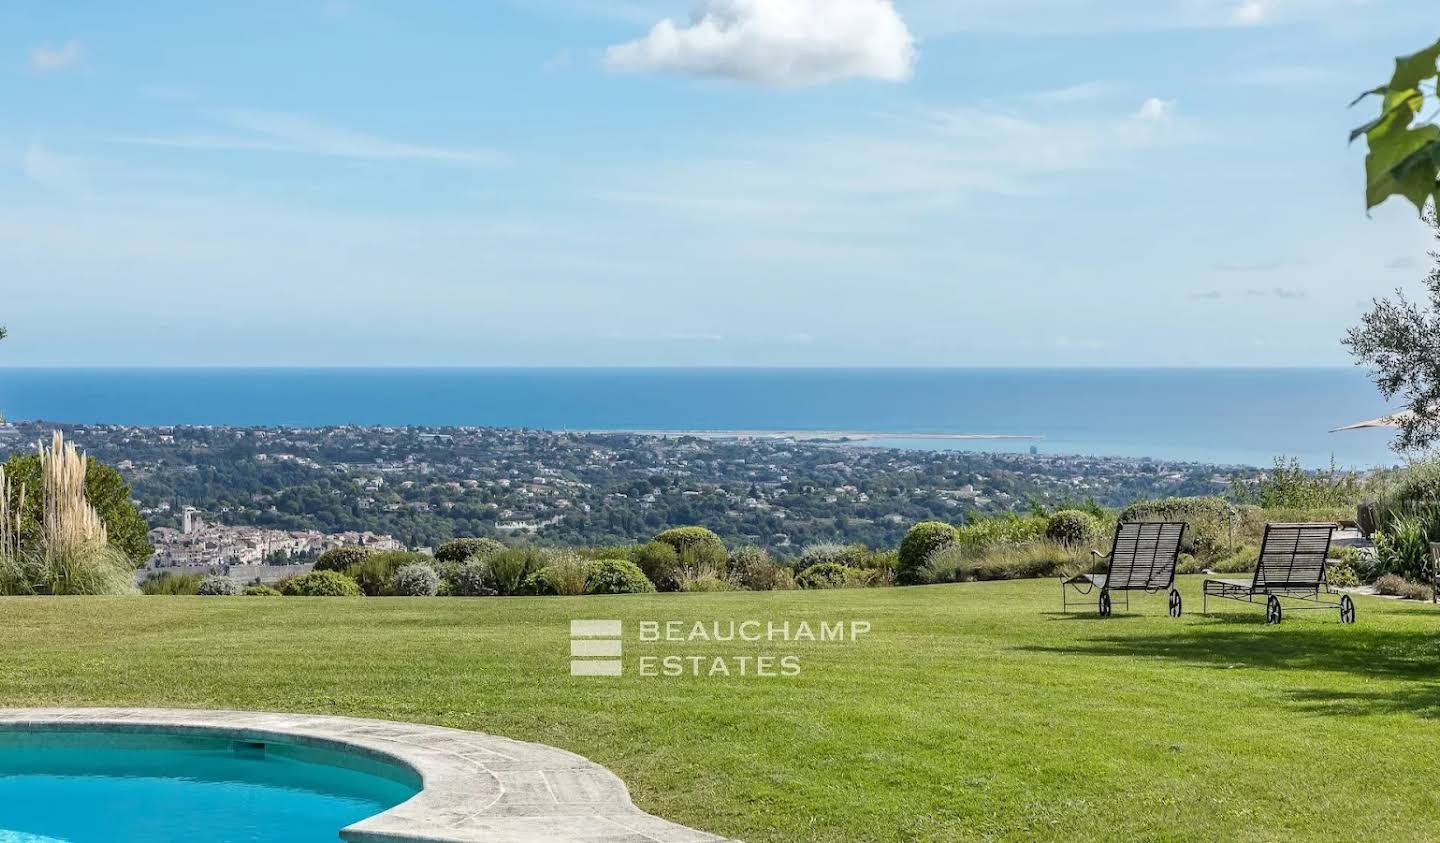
[
  {"xmin": 1344, "ymin": 211, "xmax": 1440, "ymax": 452},
  {"xmin": 1352, "ymin": 38, "xmax": 1440, "ymax": 214}
]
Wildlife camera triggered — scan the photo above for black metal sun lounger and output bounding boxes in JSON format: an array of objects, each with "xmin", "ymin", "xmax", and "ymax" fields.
[
  {"xmin": 1062, "ymin": 521, "xmax": 1187, "ymax": 617},
  {"xmin": 1203, "ymin": 523, "xmax": 1354, "ymax": 625}
]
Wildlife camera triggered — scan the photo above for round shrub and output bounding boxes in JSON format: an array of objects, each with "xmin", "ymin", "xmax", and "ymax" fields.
[
  {"xmin": 196, "ymin": 575, "xmax": 242, "ymax": 596},
  {"xmin": 797, "ymin": 562, "xmax": 850, "ymax": 590},
  {"xmin": 434, "ymin": 537, "xmax": 505, "ymax": 563},
  {"xmin": 585, "ymin": 559, "xmax": 655, "ymax": 595},
  {"xmin": 242, "ymin": 585, "xmax": 281, "ymax": 597},
  {"xmin": 798, "ymin": 542, "xmax": 861, "ymax": 568},
  {"xmin": 653, "ymin": 527, "xmax": 726, "ymax": 563},
  {"xmin": 391, "ymin": 563, "xmax": 440, "ymax": 597},
  {"xmin": 449, "ymin": 560, "xmax": 497, "ymax": 597},
  {"xmin": 314, "ymin": 545, "xmax": 372, "ymax": 572},
  {"xmin": 281, "ymin": 570, "xmax": 363, "ymax": 597},
  {"xmin": 1045, "ymin": 510, "xmax": 1101, "ymax": 548},
  {"xmin": 898, "ymin": 521, "xmax": 959, "ymax": 585},
  {"xmin": 633, "ymin": 541, "xmax": 681, "ymax": 591}
]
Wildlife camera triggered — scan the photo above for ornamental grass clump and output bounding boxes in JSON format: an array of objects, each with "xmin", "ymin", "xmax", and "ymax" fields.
[
  {"xmin": 0, "ymin": 432, "xmax": 134, "ymax": 595},
  {"xmin": 527, "ymin": 552, "xmax": 590, "ymax": 596},
  {"xmin": 141, "ymin": 572, "xmax": 204, "ymax": 595},
  {"xmin": 485, "ymin": 548, "xmax": 546, "ymax": 596}
]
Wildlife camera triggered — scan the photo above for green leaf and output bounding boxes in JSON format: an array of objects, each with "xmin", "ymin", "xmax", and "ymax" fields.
[
  {"xmin": 1351, "ymin": 88, "xmax": 1425, "ymax": 143},
  {"xmin": 1390, "ymin": 37, "xmax": 1440, "ymax": 92},
  {"xmin": 1365, "ymin": 126, "xmax": 1440, "ymax": 212}
]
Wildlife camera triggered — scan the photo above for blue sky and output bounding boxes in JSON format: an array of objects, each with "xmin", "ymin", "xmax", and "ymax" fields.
[{"xmin": 0, "ymin": 0, "xmax": 1433, "ymax": 366}]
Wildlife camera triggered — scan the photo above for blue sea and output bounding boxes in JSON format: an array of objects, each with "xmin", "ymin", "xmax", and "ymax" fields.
[{"xmin": 0, "ymin": 367, "xmax": 1406, "ymax": 469}]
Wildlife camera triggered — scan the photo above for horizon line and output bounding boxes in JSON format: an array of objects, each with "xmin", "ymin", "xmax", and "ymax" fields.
[{"xmin": 0, "ymin": 363, "xmax": 1364, "ymax": 371}]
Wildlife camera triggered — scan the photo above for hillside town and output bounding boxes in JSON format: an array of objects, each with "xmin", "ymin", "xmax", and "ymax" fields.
[{"xmin": 1, "ymin": 421, "xmax": 1240, "ymax": 553}]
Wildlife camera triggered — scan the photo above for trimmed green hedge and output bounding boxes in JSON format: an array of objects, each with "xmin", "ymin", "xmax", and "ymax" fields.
[
  {"xmin": 314, "ymin": 546, "xmax": 372, "ymax": 572},
  {"xmin": 281, "ymin": 570, "xmax": 363, "ymax": 597}
]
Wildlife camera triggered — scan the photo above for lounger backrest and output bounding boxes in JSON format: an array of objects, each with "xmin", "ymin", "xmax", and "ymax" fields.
[
  {"xmin": 1105, "ymin": 521, "xmax": 1186, "ymax": 590},
  {"xmin": 1252, "ymin": 523, "xmax": 1335, "ymax": 591}
]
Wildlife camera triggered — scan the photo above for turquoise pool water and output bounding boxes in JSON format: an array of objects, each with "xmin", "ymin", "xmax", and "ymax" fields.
[{"xmin": 0, "ymin": 730, "xmax": 420, "ymax": 842}]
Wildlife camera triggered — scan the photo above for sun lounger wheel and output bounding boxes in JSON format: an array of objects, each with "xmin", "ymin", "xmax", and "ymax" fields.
[
  {"xmin": 1168, "ymin": 589, "xmax": 1182, "ymax": 618},
  {"xmin": 1265, "ymin": 594, "xmax": 1282, "ymax": 625},
  {"xmin": 1098, "ymin": 589, "xmax": 1112, "ymax": 618},
  {"xmin": 1339, "ymin": 594, "xmax": 1356, "ymax": 624}
]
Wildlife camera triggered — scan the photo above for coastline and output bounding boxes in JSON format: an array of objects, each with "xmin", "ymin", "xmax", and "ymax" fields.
[{"xmin": 584, "ymin": 429, "xmax": 1044, "ymax": 442}]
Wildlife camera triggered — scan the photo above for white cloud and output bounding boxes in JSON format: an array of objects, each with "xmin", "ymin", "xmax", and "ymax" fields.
[
  {"xmin": 1231, "ymin": 1, "xmax": 1263, "ymax": 23},
  {"xmin": 29, "ymin": 41, "xmax": 84, "ymax": 74},
  {"xmin": 107, "ymin": 109, "xmax": 507, "ymax": 166},
  {"xmin": 1135, "ymin": 97, "xmax": 1175, "ymax": 122},
  {"xmin": 605, "ymin": 0, "xmax": 915, "ymax": 87}
]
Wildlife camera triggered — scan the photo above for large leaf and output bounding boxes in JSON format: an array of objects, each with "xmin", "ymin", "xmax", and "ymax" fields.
[
  {"xmin": 1352, "ymin": 88, "xmax": 1424, "ymax": 143},
  {"xmin": 1357, "ymin": 38, "xmax": 1440, "ymax": 214},
  {"xmin": 1390, "ymin": 37, "xmax": 1440, "ymax": 92},
  {"xmin": 1366, "ymin": 126, "xmax": 1440, "ymax": 211}
]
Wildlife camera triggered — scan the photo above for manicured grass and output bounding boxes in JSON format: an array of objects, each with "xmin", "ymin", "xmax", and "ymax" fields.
[{"xmin": 3, "ymin": 577, "xmax": 1439, "ymax": 841}]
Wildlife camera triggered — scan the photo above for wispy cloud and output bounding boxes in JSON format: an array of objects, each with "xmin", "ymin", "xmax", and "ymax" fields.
[
  {"xmin": 1246, "ymin": 287, "xmax": 1307, "ymax": 299},
  {"xmin": 1191, "ymin": 286, "xmax": 1306, "ymax": 300},
  {"xmin": 598, "ymin": 97, "xmax": 1192, "ymax": 222},
  {"xmin": 107, "ymin": 109, "xmax": 507, "ymax": 166},
  {"xmin": 1028, "ymin": 81, "xmax": 1112, "ymax": 104},
  {"xmin": 29, "ymin": 41, "xmax": 84, "ymax": 74},
  {"xmin": 606, "ymin": 0, "xmax": 916, "ymax": 87}
]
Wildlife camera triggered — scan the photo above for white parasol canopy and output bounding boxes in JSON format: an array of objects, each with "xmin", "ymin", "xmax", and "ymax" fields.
[{"xmin": 1329, "ymin": 409, "xmax": 1416, "ymax": 432}]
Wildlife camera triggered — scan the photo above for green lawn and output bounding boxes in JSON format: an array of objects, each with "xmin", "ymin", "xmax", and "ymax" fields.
[{"xmin": 3, "ymin": 577, "xmax": 1438, "ymax": 841}]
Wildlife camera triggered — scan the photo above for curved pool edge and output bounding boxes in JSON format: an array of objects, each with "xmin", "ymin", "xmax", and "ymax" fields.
[{"xmin": 0, "ymin": 708, "xmax": 738, "ymax": 843}]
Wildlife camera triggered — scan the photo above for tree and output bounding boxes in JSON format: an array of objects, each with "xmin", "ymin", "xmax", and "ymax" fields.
[
  {"xmin": 1345, "ymin": 211, "xmax": 1440, "ymax": 451},
  {"xmin": 2, "ymin": 451, "xmax": 153, "ymax": 565},
  {"xmin": 1352, "ymin": 38, "xmax": 1440, "ymax": 214}
]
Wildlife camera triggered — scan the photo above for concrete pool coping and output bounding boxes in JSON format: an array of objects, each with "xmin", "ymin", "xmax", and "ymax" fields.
[{"xmin": 0, "ymin": 708, "xmax": 737, "ymax": 843}]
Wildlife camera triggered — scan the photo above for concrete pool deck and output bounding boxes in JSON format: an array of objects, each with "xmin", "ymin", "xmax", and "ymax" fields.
[{"xmin": 0, "ymin": 708, "xmax": 736, "ymax": 843}]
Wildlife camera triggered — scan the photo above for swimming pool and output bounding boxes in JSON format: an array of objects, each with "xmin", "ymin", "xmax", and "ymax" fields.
[{"xmin": 0, "ymin": 729, "xmax": 420, "ymax": 842}]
